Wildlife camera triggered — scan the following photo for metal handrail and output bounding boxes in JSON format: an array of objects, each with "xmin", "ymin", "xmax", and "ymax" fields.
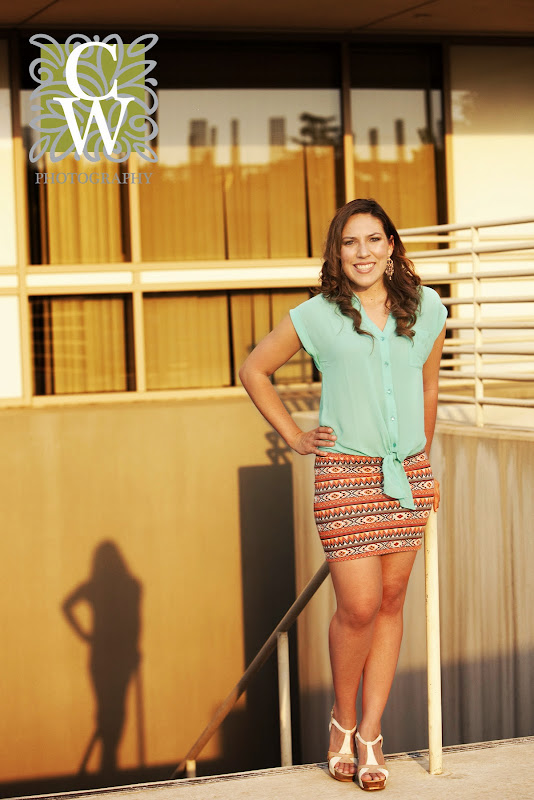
[
  {"xmin": 408, "ymin": 240, "xmax": 534, "ymax": 261},
  {"xmin": 401, "ymin": 214, "xmax": 534, "ymax": 235},
  {"xmin": 172, "ymin": 509, "xmax": 443, "ymax": 780},
  {"xmin": 171, "ymin": 561, "xmax": 330, "ymax": 779},
  {"xmin": 400, "ymin": 216, "xmax": 534, "ymax": 426}
]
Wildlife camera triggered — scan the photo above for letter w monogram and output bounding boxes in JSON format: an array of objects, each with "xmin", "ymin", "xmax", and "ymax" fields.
[
  {"xmin": 54, "ymin": 41, "xmax": 133, "ymax": 158},
  {"xmin": 54, "ymin": 97, "xmax": 133, "ymax": 157}
]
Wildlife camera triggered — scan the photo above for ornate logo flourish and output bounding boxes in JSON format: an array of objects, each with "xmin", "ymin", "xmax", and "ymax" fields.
[{"xmin": 28, "ymin": 33, "xmax": 159, "ymax": 163}]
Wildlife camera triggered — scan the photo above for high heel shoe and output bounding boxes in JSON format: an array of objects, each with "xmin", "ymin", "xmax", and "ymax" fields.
[
  {"xmin": 327, "ymin": 710, "xmax": 357, "ymax": 782},
  {"xmin": 355, "ymin": 730, "xmax": 389, "ymax": 791}
]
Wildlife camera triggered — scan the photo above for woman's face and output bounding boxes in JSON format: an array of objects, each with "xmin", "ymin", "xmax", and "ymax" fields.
[{"xmin": 340, "ymin": 213, "xmax": 394, "ymax": 295}]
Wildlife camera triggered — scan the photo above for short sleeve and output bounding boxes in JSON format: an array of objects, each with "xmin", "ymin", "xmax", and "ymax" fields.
[
  {"xmin": 289, "ymin": 298, "xmax": 322, "ymax": 370},
  {"xmin": 430, "ymin": 290, "xmax": 448, "ymax": 341},
  {"xmin": 419, "ymin": 286, "xmax": 448, "ymax": 361}
]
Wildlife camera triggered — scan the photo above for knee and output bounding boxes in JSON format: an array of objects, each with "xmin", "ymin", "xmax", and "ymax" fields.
[
  {"xmin": 380, "ymin": 583, "xmax": 408, "ymax": 616},
  {"xmin": 337, "ymin": 595, "xmax": 382, "ymax": 629}
]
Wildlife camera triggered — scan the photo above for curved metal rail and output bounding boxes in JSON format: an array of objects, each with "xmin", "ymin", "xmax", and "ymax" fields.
[{"xmin": 172, "ymin": 509, "xmax": 443, "ymax": 779}]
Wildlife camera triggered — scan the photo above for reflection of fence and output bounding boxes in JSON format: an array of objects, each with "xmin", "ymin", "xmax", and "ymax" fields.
[
  {"xmin": 402, "ymin": 216, "xmax": 534, "ymax": 426},
  {"xmin": 31, "ymin": 295, "xmax": 133, "ymax": 394},
  {"xmin": 355, "ymin": 144, "xmax": 437, "ymax": 232},
  {"xmin": 43, "ymin": 156, "xmax": 125, "ymax": 264},
  {"xmin": 139, "ymin": 148, "xmax": 337, "ymax": 261},
  {"xmin": 30, "ymin": 288, "xmax": 313, "ymax": 395},
  {"xmin": 38, "ymin": 145, "xmax": 441, "ymax": 265},
  {"xmin": 40, "ymin": 148, "xmax": 337, "ymax": 263}
]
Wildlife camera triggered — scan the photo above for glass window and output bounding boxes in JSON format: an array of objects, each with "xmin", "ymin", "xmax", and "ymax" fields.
[
  {"xmin": 21, "ymin": 89, "xmax": 130, "ymax": 266},
  {"xmin": 144, "ymin": 292, "xmax": 232, "ymax": 389},
  {"xmin": 19, "ymin": 37, "xmax": 342, "ymax": 265},
  {"xmin": 350, "ymin": 45, "xmax": 443, "ymax": 231},
  {"xmin": 140, "ymin": 89, "xmax": 341, "ymax": 261},
  {"xmin": 31, "ymin": 295, "xmax": 134, "ymax": 394},
  {"xmin": 231, "ymin": 289, "xmax": 314, "ymax": 385},
  {"xmin": 144, "ymin": 288, "xmax": 315, "ymax": 390}
]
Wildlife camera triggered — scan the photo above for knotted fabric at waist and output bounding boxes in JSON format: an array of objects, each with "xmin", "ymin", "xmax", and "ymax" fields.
[
  {"xmin": 382, "ymin": 451, "xmax": 415, "ymax": 510},
  {"xmin": 315, "ymin": 448, "xmax": 426, "ymax": 510}
]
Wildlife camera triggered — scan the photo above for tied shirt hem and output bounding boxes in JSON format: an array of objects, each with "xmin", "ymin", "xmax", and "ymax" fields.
[{"xmin": 382, "ymin": 451, "xmax": 416, "ymax": 511}]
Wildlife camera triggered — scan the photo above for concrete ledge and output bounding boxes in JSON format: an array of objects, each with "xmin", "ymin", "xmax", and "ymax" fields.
[{"xmin": 15, "ymin": 737, "xmax": 534, "ymax": 800}]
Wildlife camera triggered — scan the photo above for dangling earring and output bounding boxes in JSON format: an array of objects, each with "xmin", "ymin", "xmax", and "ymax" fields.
[{"xmin": 385, "ymin": 257, "xmax": 394, "ymax": 280}]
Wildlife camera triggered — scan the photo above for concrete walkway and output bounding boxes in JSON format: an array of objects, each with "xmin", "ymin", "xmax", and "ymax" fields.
[{"xmin": 17, "ymin": 737, "xmax": 534, "ymax": 800}]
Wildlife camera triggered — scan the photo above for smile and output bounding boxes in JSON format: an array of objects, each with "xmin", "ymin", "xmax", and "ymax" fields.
[{"xmin": 353, "ymin": 263, "xmax": 375, "ymax": 273}]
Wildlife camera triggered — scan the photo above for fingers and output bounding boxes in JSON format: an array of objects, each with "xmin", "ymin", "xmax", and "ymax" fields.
[
  {"xmin": 433, "ymin": 478, "xmax": 440, "ymax": 511},
  {"xmin": 294, "ymin": 426, "xmax": 337, "ymax": 456},
  {"xmin": 314, "ymin": 426, "xmax": 336, "ymax": 455},
  {"xmin": 317, "ymin": 426, "xmax": 336, "ymax": 440}
]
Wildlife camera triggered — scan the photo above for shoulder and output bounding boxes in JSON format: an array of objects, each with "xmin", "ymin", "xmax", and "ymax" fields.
[
  {"xmin": 416, "ymin": 285, "xmax": 448, "ymax": 346},
  {"xmin": 291, "ymin": 292, "xmax": 339, "ymax": 318},
  {"xmin": 418, "ymin": 285, "xmax": 447, "ymax": 321},
  {"xmin": 294, "ymin": 292, "xmax": 330, "ymax": 309},
  {"xmin": 419, "ymin": 285, "xmax": 444, "ymax": 310}
]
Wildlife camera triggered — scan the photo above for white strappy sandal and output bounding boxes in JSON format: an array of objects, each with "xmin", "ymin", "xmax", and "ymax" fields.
[
  {"xmin": 327, "ymin": 710, "xmax": 357, "ymax": 782},
  {"xmin": 355, "ymin": 730, "xmax": 389, "ymax": 791}
]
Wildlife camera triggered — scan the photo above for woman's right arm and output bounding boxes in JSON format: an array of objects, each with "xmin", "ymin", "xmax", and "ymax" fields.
[{"xmin": 239, "ymin": 313, "xmax": 336, "ymax": 455}]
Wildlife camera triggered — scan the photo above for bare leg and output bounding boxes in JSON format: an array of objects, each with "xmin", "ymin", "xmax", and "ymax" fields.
[
  {"xmin": 357, "ymin": 550, "xmax": 418, "ymax": 784},
  {"xmin": 327, "ymin": 556, "xmax": 383, "ymax": 776}
]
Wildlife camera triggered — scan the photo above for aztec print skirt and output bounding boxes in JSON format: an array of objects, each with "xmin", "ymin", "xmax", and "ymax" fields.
[{"xmin": 313, "ymin": 450, "xmax": 434, "ymax": 561}]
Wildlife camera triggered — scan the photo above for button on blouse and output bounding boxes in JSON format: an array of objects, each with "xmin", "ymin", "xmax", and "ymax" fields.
[{"xmin": 289, "ymin": 285, "xmax": 447, "ymax": 510}]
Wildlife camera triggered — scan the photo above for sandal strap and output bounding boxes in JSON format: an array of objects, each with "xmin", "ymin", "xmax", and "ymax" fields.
[
  {"xmin": 355, "ymin": 730, "xmax": 387, "ymax": 773},
  {"xmin": 329, "ymin": 713, "xmax": 357, "ymax": 755},
  {"xmin": 328, "ymin": 753, "xmax": 357, "ymax": 766},
  {"xmin": 355, "ymin": 731, "xmax": 383, "ymax": 747},
  {"xmin": 358, "ymin": 765, "xmax": 389, "ymax": 783}
]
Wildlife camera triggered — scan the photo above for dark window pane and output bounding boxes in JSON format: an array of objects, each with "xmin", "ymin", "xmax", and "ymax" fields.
[{"xmin": 31, "ymin": 295, "xmax": 135, "ymax": 394}]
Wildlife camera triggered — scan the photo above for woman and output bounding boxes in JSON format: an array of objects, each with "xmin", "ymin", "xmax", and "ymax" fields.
[{"xmin": 239, "ymin": 198, "xmax": 447, "ymax": 791}]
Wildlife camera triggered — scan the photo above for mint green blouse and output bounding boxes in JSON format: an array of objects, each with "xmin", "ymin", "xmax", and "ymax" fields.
[{"xmin": 289, "ymin": 286, "xmax": 447, "ymax": 510}]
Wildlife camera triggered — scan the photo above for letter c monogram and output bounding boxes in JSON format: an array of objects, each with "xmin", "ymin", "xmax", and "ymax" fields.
[{"xmin": 65, "ymin": 42, "xmax": 119, "ymax": 102}]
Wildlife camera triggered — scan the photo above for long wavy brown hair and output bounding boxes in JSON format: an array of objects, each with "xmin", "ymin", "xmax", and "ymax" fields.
[{"xmin": 318, "ymin": 198, "xmax": 422, "ymax": 340}]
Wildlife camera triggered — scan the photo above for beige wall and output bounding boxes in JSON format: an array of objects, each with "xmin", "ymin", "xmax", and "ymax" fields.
[
  {"xmin": 292, "ymin": 414, "xmax": 534, "ymax": 761},
  {"xmin": 0, "ymin": 393, "xmax": 313, "ymax": 791},
  {"xmin": 448, "ymin": 45, "xmax": 534, "ymax": 378},
  {"xmin": 449, "ymin": 44, "xmax": 534, "ymax": 226},
  {"xmin": 0, "ymin": 39, "xmax": 17, "ymax": 267}
]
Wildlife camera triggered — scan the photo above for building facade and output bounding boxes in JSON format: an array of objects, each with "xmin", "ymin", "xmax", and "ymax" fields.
[{"xmin": 0, "ymin": 4, "xmax": 533, "ymax": 794}]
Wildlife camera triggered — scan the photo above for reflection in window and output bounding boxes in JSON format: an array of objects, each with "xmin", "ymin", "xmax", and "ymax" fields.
[
  {"xmin": 144, "ymin": 292, "xmax": 232, "ymax": 389},
  {"xmin": 351, "ymin": 89, "xmax": 439, "ymax": 231},
  {"xmin": 31, "ymin": 295, "xmax": 135, "ymax": 394},
  {"xmin": 232, "ymin": 289, "xmax": 314, "ymax": 385},
  {"xmin": 144, "ymin": 289, "xmax": 315, "ymax": 390},
  {"xmin": 21, "ymin": 91, "xmax": 129, "ymax": 266},
  {"xmin": 140, "ymin": 90, "xmax": 341, "ymax": 261}
]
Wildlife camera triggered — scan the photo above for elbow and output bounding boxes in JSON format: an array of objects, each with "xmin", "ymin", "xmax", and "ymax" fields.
[
  {"xmin": 239, "ymin": 358, "xmax": 269, "ymax": 389},
  {"xmin": 239, "ymin": 358, "xmax": 255, "ymax": 389},
  {"xmin": 238, "ymin": 360, "xmax": 248, "ymax": 386}
]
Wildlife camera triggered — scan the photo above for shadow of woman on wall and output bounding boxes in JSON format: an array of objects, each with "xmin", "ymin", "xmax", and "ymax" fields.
[{"xmin": 62, "ymin": 541, "xmax": 143, "ymax": 777}]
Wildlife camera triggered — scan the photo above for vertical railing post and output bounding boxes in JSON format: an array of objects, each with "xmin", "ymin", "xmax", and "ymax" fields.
[
  {"xmin": 185, "ymin": 759, "xmax": 196, "ymax": 778},
  {"xmin": 277, "ymin": 631, "xmax": 293, "ymax": 767},
  {"xmin": 471, "ymin": 225, "xmax": 484, "ymax": 427},
  {"xmin": 424, "ymin": 508, "xmax": 443, "ymax": 774}
]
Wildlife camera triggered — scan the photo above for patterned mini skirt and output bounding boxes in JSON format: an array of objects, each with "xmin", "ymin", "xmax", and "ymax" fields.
[{"xmin": 314, "ymin": 450, "xmax": 434, "ymax": 561}]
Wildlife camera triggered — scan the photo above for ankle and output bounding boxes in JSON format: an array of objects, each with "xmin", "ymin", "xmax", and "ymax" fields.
[
  {"xmin": 357, "ymin": 720, "xmax": 382, "ymax": 741},
  {"xmin": 332, "ymin": 704, "xmax": 357, "ymax": 729}
]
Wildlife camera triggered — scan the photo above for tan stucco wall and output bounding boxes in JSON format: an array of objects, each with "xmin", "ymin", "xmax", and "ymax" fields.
[{"xmin": 0, "ymin": 392, "xmax": 313, "ymax": 791}]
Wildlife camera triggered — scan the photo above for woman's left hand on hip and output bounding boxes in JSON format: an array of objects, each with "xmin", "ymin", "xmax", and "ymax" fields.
[{"xmin": 433, "ymin": 478, "xmax": 440, "ymax": 511}]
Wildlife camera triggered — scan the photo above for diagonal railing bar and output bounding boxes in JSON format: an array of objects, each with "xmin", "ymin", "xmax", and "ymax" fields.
[
  {"xmin": 172, "ymin": 514, "xmax": 443, "ymax": 781},
  {"xmin": 171, "ymin": 560, "xmax": 330, "ymax": 779}
]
